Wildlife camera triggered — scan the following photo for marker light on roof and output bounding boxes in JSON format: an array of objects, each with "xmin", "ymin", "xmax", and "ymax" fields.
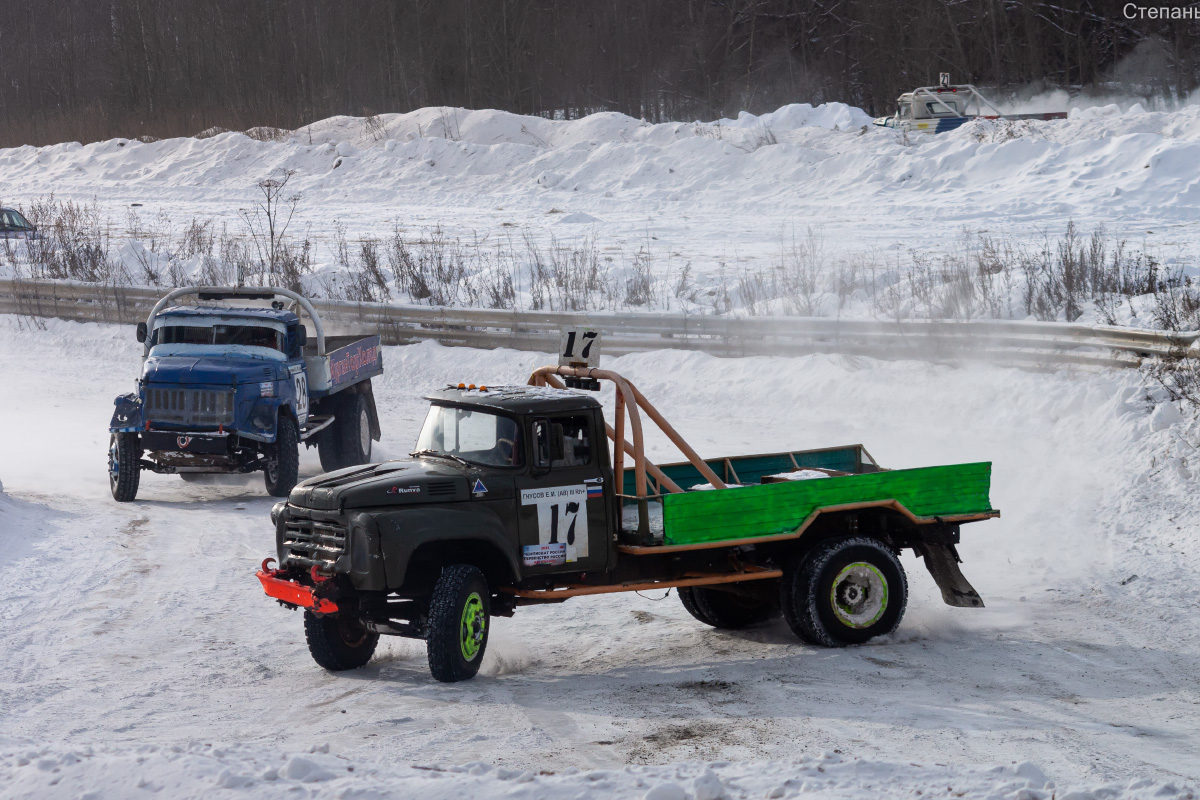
[
  {"xmin": 468, "ymin": 384, "xmax": 477, "ymax": 390},
  {"xmin": 458, "ymin": 383, "xmax": 466, "ymax": 389},
  {"xmin": 480, "ymin": 386, "xmax": 488, "ymax": 391}
]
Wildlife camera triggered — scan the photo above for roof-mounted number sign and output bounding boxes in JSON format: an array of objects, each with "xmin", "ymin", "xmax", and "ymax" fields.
[{"xmin": 558, "ymin": 328, "xmax": 601, "ymax": 368}]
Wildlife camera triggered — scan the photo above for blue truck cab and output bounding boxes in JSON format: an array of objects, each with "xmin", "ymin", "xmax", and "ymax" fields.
[{"xmin": 108, "ymin": 286, "xmax": 384, "ymax": 501}]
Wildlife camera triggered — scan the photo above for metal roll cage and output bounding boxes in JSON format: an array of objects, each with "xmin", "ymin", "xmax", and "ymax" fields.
[
  {"xmin": 528, "ymin": 365, "xmax": 727, "ymax": 513},
  {"xmin": 143, "ymin": 285, "xmax": 326, "ymax": 357}
]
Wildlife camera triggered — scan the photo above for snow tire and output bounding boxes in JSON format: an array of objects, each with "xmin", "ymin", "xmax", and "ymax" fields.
[
  {"xmin": 265, "ymin": 413, "xmax": 300, "ymax": 497},
  {"xmin": 426, "ymin": 564, "xmax": 490, "ymax": 683},
  {"xmin": 781, "ymin": 536, "xmax": 907, "ymax": 647},
  {"xmin": 317, "ymin": 391, "xmax": 372, "ymax": 472},
  {"xmin": 304, "ymin": 611, "xmax": 379, "ymax": 671},
  {"xmin": 678, "ymin": 584, "xmax": 779, "ymax": 629},
  {"xmin": 109, "ymin": 432, "xmax": 141, "ymax": 502}
]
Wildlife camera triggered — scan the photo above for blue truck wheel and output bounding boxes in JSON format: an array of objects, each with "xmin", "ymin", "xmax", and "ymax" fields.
[
  {"xmin": 108, "ymin": 433, "xmax": 141, "ymax": 502},
  {"xmin": 317, "ymin": 392, "xmax": 372, "ymax": 472},
  {"xmin": 264, "ymin": 414, "xmax": 300, "ymax": 497}
]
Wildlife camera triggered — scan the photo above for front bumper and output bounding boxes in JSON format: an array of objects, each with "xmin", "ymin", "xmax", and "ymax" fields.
[
  {"xmin": 257, "ymin": 560, "xmax": 339, "ymax": 615},
  {"xmin": 142, "ymin": 430, "xmax": 231, "ymax": 454}
]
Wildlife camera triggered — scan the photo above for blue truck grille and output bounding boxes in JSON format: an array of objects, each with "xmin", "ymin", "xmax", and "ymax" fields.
[{"xmin": 145, "ymin": 387, "xmax": 235, "ymax": 427}]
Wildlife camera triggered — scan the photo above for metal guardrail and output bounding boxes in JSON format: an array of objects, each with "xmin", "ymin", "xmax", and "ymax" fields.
[{"xmin": 2, "ymin": 277, "xmax": 1194, "ymax": 370}]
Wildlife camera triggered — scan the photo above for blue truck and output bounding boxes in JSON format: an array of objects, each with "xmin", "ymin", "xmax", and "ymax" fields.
[{"xmin": 108, "ymin": 286, "xmax": 384, "ymax": 501}]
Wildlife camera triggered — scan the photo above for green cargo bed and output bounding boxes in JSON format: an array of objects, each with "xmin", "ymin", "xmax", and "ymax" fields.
[{"xmin": 659, "ymin": 461, "xmax": 996, "ymax": 546}]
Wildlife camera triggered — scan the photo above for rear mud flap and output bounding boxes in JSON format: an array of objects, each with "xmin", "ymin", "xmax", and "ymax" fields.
[{"xmin": 914, "ymin": 542, "xmax": 985, "ymax": 608}]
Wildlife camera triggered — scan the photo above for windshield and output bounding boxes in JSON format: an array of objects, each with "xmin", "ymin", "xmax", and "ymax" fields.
[
  {"xmin": 0, "ymin": 210, "xmax": 32, "ymax": 230},
  {"xmin": 415, "ymin": 405, "xmax": 523, "ymax": 468},
  {"xmin": 153, "ymin": 323, "xmax": 284, "ymax": 351}
]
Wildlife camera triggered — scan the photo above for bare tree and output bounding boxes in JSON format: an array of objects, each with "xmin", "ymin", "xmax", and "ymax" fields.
[{"xmin": 239, "ymin": 170, "xmax": 301, "ymax": 286}]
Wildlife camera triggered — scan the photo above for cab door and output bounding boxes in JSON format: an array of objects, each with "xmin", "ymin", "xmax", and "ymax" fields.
[{"xmin": 514, "ymin": 413, "xmax": 610, "ymax": 575}]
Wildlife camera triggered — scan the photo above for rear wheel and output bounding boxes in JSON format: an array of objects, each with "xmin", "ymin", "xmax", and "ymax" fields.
[
  {"xmin": 781, "ymin": 536, "xmax": 907, "ymax": 647},
  {"xmin": 426, "ymin": 565, "xmax": 490, "ymax": 682},
  {"xmin": 264, "ymin": 414, "xmax": 300, "ymax": 497},
  {"xmin": 678, "ymin": 584, "xmax": 779, "ymax": 629},
  {"xmin": 304, "ymin": 611, "xmax": 379, "ymax": 671},
  {"xmin": 317, "ymin": 392, "xmax": 372, "ymax": 472},
  {"xmin": 108, "ymin": 432, "xmax": 141, "ymax": 502}
]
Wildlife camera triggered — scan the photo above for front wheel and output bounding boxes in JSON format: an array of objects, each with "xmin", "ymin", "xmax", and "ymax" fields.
[
  {"xmin": 426, "ymin": 564, "xmax": 490, "ymax": 682},
  {"xmin": 304, "ymin": 611, "xmax": 379, "ymax": 671},
  {"xmin": 780, "ymin": 536, "xmax": 907, "ymax": 647},
  {"xmin": 108, "ymin": 432, "xmax": 141, "ymax": 502},
  {"xmin": 264, "ymin": 414, "xmax": 300, "ymax": 497}
]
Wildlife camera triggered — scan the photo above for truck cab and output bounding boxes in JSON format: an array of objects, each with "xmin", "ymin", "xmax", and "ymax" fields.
[
  {"xmin": 109, "ymin": 286, "xmax": 383, "ymax": 502},
  {"xmin": 277, "ymin": 385, "xmax": 616, "ymax": 592},
  {"xmin": 874, "ymin": 86, "xmax": 976, "ymax": 133}
]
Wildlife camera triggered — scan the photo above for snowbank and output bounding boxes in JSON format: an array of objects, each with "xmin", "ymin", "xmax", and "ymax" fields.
[
  {"xmin": 7, "ymin": 100, "xmax": 1200, "ymax": 228},
  {"xmin": 2, "ymin": 740, "xmax": 1188, "ymax": 800}
]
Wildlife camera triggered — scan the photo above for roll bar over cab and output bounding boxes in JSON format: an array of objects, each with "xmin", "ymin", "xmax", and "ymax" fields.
[
  {"xmin": 257, "ymin": 331, "xmax": 999, "ymax": 682},
  {"xmin": 108, "ymin": 286, "xmax": 383, "ymax": 501}
]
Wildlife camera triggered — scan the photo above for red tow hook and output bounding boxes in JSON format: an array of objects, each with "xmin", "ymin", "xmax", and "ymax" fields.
[
  {"xmin": 256, "ymin": 557, "xmax": 339, "ymax": 615},
  {"xmin": 311, "ymin": 564, "xmax": 332, "ymax": 584}
]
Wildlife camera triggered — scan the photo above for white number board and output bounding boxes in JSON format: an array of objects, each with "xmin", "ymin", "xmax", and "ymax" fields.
[
  {"xmin": 558, "ymin": 329, "xmax": 601, "ymax": 368},
  {"xmin": 293, "ymin": 373, "xmax": 309, "ymax": 422},
  {"xmin": 521, "ymin": 485, "xmax": 589, "ymax": 563}
]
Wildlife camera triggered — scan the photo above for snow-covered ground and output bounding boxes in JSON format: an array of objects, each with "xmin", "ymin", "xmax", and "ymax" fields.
[
  {"xmin": 2, "ymin": 316, "xmax": 1199, "ymax": 798},
  {"xmin": 4, "ymin": 101, "xmax": 1200, "ymax": 309}
]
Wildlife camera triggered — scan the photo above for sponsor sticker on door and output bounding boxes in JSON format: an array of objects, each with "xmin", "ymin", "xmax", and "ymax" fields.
[{"xmin": 523, "ymin": 543, "xmax": 567, "ymax": 567}]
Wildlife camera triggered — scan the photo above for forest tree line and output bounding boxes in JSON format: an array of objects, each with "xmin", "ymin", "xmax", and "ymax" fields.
[{"xmin": 1, "ymin": 0, "xmax": 1196, "ymax": 146}]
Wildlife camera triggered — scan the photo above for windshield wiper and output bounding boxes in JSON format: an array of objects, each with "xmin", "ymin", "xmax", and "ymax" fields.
[{"xmin": 409, "ymin": 449, "xmax": 471, "ymax": 466}]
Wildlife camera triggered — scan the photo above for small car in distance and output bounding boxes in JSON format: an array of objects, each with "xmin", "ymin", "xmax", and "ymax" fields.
[{"xmin": 0, "ymin": 208, "xmax": 39, "ymax": 239}]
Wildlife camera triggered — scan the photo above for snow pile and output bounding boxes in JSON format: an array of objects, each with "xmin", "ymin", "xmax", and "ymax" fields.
[
  {"xmin": 7, "ymin": 99, "xmax": 1200, "ymax": 233},
  {"xmin": 716, "ymin": 102, "xmax": 873, "ymax": 131},
  {"xmin": 2, "ymin": 741, "xmax": 1188, "ymax": 800}
]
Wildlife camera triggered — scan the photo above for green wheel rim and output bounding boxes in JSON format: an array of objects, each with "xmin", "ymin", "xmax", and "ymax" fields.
[
  {"xmin": 460, "ymin": 592, "xmax": 486, "ymax": 661},
  {"xmin": 830, "ymin": 562, "xmax": 888, "ymax": 629}
]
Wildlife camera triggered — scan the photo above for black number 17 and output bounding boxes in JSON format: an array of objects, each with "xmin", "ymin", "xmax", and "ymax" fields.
[
  {"xmin": 563, "ymin": 331, "xmax": 598, "ymax": 359},
  {"xmin": 549, "ymin": 501, "xmax": 580, "ymax": 545}
]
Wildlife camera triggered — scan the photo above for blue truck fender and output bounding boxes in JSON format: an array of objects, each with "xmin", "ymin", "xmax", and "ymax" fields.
[
  {"xmin": 245, "ymin": 397, "xmax": 295, "ymax": 442},
  {"xmin": 110, "ymin": 393, "xmax": 144, "ymax": 432}
]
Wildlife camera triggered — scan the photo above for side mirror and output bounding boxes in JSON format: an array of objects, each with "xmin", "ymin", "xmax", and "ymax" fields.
[
  {"xmin": 297, "ymin": 326, "xmax": 307, "ymax": 349},
  {"xmin": 136, "ymin": 322, "xmax": 147, "ymax": 343}
]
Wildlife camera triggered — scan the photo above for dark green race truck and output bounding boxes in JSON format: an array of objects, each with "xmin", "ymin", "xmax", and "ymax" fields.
[{"xmin": 258, "ymin": 360, "xmax": 998, "ymax": 682}]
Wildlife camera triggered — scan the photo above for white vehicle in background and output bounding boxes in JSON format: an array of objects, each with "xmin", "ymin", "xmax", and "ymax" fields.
[{"xmin": 873, "ymin": 73, "xmax": 1066, "ymax": 134}]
